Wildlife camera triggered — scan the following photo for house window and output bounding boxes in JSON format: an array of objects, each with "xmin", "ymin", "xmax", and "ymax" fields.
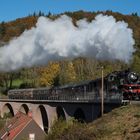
[{"xmin": 29, "ymin": 133, "xmax": 35, "ymax": 140}]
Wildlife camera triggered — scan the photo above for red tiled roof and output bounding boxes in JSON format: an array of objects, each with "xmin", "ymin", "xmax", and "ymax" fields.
[{"xmin": 0, "ymin": 112, "xmax": 32, "ymax": 140}]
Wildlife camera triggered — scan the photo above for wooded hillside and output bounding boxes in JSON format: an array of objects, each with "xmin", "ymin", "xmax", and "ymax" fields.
[{"xmin": 0, "ymin": 11, "xmax": 140, "ymax": 92}]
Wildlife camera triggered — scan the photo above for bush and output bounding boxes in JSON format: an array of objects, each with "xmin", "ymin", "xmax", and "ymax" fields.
[{"xmin": 46, "ymin": 118, "xmax": 89, "ymax": 140}]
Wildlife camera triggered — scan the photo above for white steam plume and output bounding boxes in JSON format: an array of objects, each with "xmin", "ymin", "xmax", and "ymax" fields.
[{"xmin": 0, "ymin": 14, "xmax": 135, "ymax": 71}]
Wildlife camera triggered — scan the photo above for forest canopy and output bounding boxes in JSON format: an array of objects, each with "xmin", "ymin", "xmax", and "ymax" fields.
[{"xmin": 0, "ymin": 10, "xmax": 140, "ymax": 93}]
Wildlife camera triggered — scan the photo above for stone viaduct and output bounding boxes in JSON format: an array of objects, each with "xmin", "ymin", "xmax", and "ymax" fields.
[{"xmin": 0, "ymin": 99, "xmax": 122, "ymax": 133}]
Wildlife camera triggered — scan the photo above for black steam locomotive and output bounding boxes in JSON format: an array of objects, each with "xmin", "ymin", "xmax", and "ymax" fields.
[
  {"xmin": 107, "ymin": 69, "xmax": 140, "ymax": 100},
  {"xmin": 8, "ymin": 69, "xmax": 140, "ymax": 101}
]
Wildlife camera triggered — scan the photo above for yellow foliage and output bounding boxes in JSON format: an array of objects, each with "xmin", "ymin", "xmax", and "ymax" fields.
[
  {"xmin": 38, "ymin": 62, "xmax": 60, "ymax": 87},
  {"xmin": 65, "ymin": 61, "xmax": 76, "ymax": 83},
  {"xmin": 59, "ymin": 61, "xmax": 77, "ymax": 85}
]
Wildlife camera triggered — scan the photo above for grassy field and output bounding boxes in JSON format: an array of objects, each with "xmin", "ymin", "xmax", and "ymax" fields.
[
  {"xmin": 12, "ymin": 79, "xmax": 23, "ymax": 88},
  {"xmin": 0, "ymin": 92, "xmax": 8, "ymax": 98},
  {"xmin": 46, "ymin": 105, "xmax": 140, "ymax": 140}
]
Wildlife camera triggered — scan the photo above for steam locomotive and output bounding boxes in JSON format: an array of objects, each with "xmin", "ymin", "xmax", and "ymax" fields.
[
  {"xmin": 107, "ymin": 70, "xmax": 140, "ymax": 100},
  {"xmin": 8, "ymin": 69, "xmax": 140, "ymax": 101}
]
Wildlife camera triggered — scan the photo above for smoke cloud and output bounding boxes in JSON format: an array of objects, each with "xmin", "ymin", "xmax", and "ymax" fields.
[{"xmin": 0, "ymin": 14, "xmax": 135, "ymax": 71}]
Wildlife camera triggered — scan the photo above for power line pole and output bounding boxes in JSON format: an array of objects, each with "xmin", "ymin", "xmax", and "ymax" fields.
[
  {"xmin": 97, "ymin": 66, "xmax": 104, "ymax": 117},
  {"xmin": 101, "ymin": 67, "xmax": 104, "ymax": 117}
]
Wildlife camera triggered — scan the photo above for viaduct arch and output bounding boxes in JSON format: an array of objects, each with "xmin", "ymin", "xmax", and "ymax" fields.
[
  {"xmin": 1, "ymin": 103, "xmax": 14, "ymax": 118},
  {"xmin": 74, "ymin": 108, "xmax": 86, "ymax": 123},
  {"xmin": 0, "ymin": 100, "xmax": 121, "ymax": 133},
  {"xmin": 56, "ymin": 106, "xmax": 66, "ymax": 120},
  {"xmin": 36, "ymin": 105, "xmax": 49, "ymax": 133},
  {"xmin": 19, "ymin": 104, "xmax": 29, "ymax": 114}
]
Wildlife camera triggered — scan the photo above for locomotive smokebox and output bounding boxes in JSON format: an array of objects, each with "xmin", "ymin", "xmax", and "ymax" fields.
[{"xmin": 127, "ymin": 72, "xmax": 139, "ymax": 84}]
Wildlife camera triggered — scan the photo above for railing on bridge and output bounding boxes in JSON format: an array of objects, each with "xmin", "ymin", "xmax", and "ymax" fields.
[
  {"xmin": 4, "ymin": 90, "xmax": 123, "ymax": 102},
  {"xmin": 38, "ymin": 92, "xmax": 123, "ymax": 102}
]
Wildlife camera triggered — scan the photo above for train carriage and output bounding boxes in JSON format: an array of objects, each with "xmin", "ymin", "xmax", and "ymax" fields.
[{"xmin": 8, "ymin": 69, "xmax": 140, "ymax": 101}]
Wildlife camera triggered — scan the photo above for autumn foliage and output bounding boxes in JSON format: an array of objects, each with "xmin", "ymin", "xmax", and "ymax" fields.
[{"xmin": 0, "ymin": 11, "xmax": 140, "ymax": 92}]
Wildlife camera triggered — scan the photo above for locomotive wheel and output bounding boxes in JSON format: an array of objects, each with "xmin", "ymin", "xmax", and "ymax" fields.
[
  {"xmin": 131, "ymin": 93, "xmax": 139, "ymax": 100},
  {"xmin": 123, "ymin": 92, "xmax": 129, "ymax": 100},
  {"xmin": 138, "ymin": 95, "xmax": 140, "ymax": 100}
]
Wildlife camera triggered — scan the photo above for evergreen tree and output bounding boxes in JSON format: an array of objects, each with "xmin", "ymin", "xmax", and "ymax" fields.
[
  {"xmin": 39, "ymin": 11, "xmax": 42, "ymax": 16},
  {"xmin": 38, "ymin": 11, "xmax": 45, "ymax": 17},
  {"xmin": 132, "ymin": 12, "xmax": 138, "ymax": 17},
  {"xmin": 52, "ymin": 75, "xmax": 60, "ymax": 87},
  {"xmin": 33, "ymin": 12, "xmax": 36, "ymax": 17},
  {"xmin": 0, "ymin": 21, "xmax": 6, "ymax": 37},
  {"xmin": 47, "ymin": 11, "xmax": 52, "ymax": 17}
]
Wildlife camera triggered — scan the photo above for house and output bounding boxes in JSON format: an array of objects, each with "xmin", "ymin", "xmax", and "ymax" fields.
[{"xmin": 0, "ymin": 111, "xmax": 46, "ymax": 140}]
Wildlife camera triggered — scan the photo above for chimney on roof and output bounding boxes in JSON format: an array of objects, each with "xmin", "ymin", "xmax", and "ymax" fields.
[{"xmin": 28, "ymin": 111, "xmax": 32, "ymax": 118}]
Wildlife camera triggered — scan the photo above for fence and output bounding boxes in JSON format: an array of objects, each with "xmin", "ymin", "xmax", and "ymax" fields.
[{"xmin": 3, "ymin": 90, "xmax": 123, "ymax": 102}]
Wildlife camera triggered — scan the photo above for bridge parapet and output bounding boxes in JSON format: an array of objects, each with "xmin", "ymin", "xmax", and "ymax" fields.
[
  {"xmin": 0, "ymin": 93, "xmax": 123, "ymax": 133},
  {"xmin": 0, "ymin": 92, "xmax": 123, "ymax": 104}
]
